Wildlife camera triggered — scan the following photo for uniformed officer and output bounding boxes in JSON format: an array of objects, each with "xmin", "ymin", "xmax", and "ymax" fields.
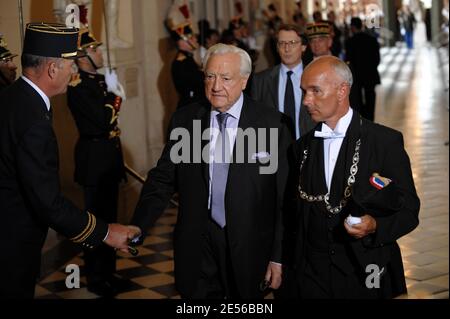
[
  {"xmin": 166, "ymin": 0, "xmax": 205, "ymax": 109},
  {"xmin": 0, "ymin": 34, "xmax": 18, "ymax": 92},
  {"xmin": 305, "ymin": 22, "xmax": 333, "ymax": 59},
  {"xmin": 67, "ymin": 27, "xmax": 129, "ymax": 297},
  {"xmin": 0, "ymin": 23, "xmax": 140, "ymax": 299}
]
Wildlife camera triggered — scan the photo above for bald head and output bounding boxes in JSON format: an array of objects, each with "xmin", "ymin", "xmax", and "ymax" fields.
[
  {"xmin": 304, "ymin": 56, "xmax": 353, "ymax": 87},
  {"xmin": 301, "ymin": 56, "xmax": 352, "ymax": 129}
]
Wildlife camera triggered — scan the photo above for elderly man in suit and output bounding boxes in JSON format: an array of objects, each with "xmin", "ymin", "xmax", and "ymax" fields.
[
  {"xmin": 285, "ymin": 56, "xmax": 419, "ymax": 299},
  {"xmin": 0, "ymin": 23, "xmax": 140, "ymax": 299},
  {"xmin": 131, "ymin": 44, "xmax": 292, "ymax": 299},
  {"xmin": 252, "ymin": 24, "xmax": 315, "ymax": 140}
]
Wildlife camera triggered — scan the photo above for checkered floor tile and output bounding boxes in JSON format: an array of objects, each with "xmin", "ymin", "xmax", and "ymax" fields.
[{"xmin": 36, "ymin": 208, "xmax": 180, "ymax": 299}]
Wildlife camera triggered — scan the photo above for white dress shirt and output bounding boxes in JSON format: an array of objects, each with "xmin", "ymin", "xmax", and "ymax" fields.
[
  {"xmin": 208, "ymin": 94, "xmax": 244, "ymax": 209},
  {"xmin": 319, "ymin": 108, "xmax": 353, "ymax": 192},
  {"xmin": 21, "ymin": 76, "xmax": 51, "ymax": 111},
  {"xmin": 278, "ymin": 63, "xmax": 303, "ymax": 139}
]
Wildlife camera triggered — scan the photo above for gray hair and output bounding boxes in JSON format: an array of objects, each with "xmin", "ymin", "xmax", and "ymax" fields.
[
  {"xmin": 21, "ymin": 54, "xmax": 64, "ymax": 70},
  {"xmin": 203, "ymin": 44, "xmax": 252, "ymax": 77},
  {"xmin": 333, "ymin": 60, "xmax": 353, "ymax": 87}
]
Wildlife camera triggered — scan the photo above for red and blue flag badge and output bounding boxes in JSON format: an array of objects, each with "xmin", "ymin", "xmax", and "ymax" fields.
[{"xmin": 370, "ymin": 173, "xmax": 392, "ymax": 190}]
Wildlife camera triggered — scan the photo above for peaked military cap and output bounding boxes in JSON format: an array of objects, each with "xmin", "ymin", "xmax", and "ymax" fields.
[
  {"xmin": 23, "ymin": 23, "xmax": 84, "ymax": 59},
  {"xmin": 306, "ymin": 22, "xmax": 331, "ymax": 39},
  {"xmin": 78, "ymin": 28, "xmax": 102, "ymax": 51}
]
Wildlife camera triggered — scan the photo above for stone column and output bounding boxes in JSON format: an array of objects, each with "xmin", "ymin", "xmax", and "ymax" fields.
[
  {"xmin": 382, "ymin": 0, "xmax": 396, "ymax": 47},
  {"xmin": 432, "ymin": 0, "xmax": 444, "ymax": 45}
]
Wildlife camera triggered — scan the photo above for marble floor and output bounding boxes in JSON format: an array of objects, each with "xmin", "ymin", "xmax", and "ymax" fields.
[
  {"xmin": 376, "ymin": 43, "xmax": 449, "ymax": 299},
  {"xmin": 34, "ymin": 42, "xmax": 449, "ymax": 300}
]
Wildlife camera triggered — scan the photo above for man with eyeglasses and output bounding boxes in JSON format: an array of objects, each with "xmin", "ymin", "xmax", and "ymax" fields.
[
  {"xmin": 0, "ymin": 34, "xmax": 18, "ymax": 92},
  {"xmin": 252, "ymin": 24, "xmax": 315, "ymax": 140},
  {"xmin": 66, "ymin": 26, "xmax": 129, "ymax": 298}
]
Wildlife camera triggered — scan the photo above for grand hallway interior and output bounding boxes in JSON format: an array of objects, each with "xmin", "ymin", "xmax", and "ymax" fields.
[{"xmin": 34, "ymin": 37, "xmax": 449, "ymax": 299}]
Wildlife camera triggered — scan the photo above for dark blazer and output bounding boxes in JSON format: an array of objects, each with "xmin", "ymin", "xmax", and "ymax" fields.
[
  {"xmin": 251, "ymin": 65, "xmax": 316, "ymax": 139},
  {"xmin": 67, "ymin": 70, "xmax": 125, "ymax": 186},
  {"xmin": 0, "ymin": 78, "xmax": 108, "ymax": 298},
  {"xmin": 345, "ymin": 32, "xmax": 381, "ymax": 87},
  {"xmin": 132, "ymin": 96, "xmax": 292, "ymax": 298},
  {"xmin": 286, "ymin": 110, "xmax": 420, "ymax": 298}
]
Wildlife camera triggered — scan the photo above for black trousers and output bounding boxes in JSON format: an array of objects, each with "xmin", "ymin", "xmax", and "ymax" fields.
[
  {"xmin": 0, "ymin": 242, "xmax": 42, "ymax": 299},
  {"xmin": 351, "ymin": 84, "xmax": 377, "ymax": 122},
  {"xmin": 190, "ymin": 220, "xmax": 240, "ymax": 299},
  {"xmin": 297, "ymin": 255, "xmax": 379, "ymax": 299},
  {"xmin": 83, "ymin": 179, "xmax": 119, "ymax": 285}
]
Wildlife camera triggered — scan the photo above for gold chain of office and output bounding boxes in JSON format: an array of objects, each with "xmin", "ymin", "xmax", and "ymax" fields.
[{"xmin": 297, "ymin": 139, "xmax": 361, "ymax": 215}]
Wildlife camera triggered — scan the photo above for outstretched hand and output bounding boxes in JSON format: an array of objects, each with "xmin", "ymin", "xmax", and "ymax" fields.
[{"xmin": 104, "ymin": 224, "xmax": 142, "ymax": 254}]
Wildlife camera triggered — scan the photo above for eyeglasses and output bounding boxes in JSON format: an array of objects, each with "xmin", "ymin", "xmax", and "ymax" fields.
[
  {"xmin": 0, "ymin": 57, "xmax": 14, "ymax": 64},
  {"xmin": 277, "ymin": 40, "xmax": 302, "ymax": 49}
]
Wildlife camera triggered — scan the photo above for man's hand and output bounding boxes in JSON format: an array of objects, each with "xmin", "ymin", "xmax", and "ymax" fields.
[
  {"xmin": 264, "ymin": 262, "xmax": 283, "ymax": 290},
  {"xmin": 104, "ymin": 224, "xmax": 142, "ymax": 254},
  {"xmin": 344, "ymin": 215, "xmax": 377, "ymax": 239}
]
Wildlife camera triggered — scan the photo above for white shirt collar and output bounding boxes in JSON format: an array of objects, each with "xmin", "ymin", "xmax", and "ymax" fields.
[
  {"xmin": 211, "ymin": 93, "xmax": 244, "ymax": 120},
  {"xmin": 21, "ymin": 75, "xmax": 51, "ymax": 111},
  {"xmin": 280, "ymin": 62, "xmax": 303, "ymax": 78},
  {"xmin": 321, "ymin": 107, "xmax": 353, "ymax": 136}
]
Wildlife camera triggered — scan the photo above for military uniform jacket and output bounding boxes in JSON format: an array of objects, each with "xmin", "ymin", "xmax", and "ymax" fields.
[
  {"xmin": 0, "ymin": 78, "xmax": 108, "ymax": 251},
  {"xmin": 171, "ymin": 50, "xmax": 205, "ymax": 108},
  {"xmin": 285, "ymin": 110, "xmax": 420, "ymax": 298},
  {"xmin": 67, "ymin": 70, "xmax": 125, "ymax": 186}
]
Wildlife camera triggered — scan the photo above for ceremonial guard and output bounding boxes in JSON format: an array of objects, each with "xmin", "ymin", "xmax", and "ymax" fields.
[
  {"xmin": 166, "ymin": 0, "xmax": 205, "ymax": 109},
  {"xmin": 67, "ymin": 20, "xmax": 128, "ymax": 297},
  {"xmin": 0, "ymin": 34, "xmax": 18, "ymax": 92}
]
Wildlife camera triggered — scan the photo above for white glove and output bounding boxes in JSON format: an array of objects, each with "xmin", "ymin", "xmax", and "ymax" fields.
[
  {"xmin": 346, "ymin": 215, "xmax": 362, "ymax": 227},
  {"xmin": 105, "ymin": 69, "xmax": 127, "ymax": 101}
]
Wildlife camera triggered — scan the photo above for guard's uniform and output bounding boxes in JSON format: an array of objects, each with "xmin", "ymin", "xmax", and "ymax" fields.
[
  {"xmin": 0, "ymin": 34, "xmax": 17, "ymax": 92},
  {"xmin": 67, "ymin": 29, "xmax": 126, "ymax": 291},
  {"xmin": 171, "ymin": 50, "xmax": 204, "ymax": 108}
]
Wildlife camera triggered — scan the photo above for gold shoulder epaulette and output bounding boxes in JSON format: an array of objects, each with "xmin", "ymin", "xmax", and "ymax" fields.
[
  {"xmin": 68, "ymin": 73, "xmax": 82, "ymax": 87},
  {"xmin": 176, "ymin": 52, "xmax": 187, "ymax": 62},
  {"xmin": 70, "ymin": 211, "xmax": 97, "ymax": 244}
]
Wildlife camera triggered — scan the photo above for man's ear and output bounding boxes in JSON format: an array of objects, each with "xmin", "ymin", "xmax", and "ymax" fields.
[
  {"xmin": 48, "ymin": 61, "xmax": 57, "ymax": 80},
  {"xmin": 337, "ymin": 83, "xmax": 350, "ymax": 101}
]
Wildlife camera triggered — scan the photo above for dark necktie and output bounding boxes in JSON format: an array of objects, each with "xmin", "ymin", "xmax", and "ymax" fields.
[
  {"xmin": 211, "ymin": 113, "xmax": 231, "ymax": 228},
  {"xmin": 284, "ymin": 71, "xmax": 296, "ymax": 136}
]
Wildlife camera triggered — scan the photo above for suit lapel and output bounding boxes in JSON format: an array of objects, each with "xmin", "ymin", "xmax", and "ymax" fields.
[
  {"xmin": 329, "ymin": 111, "xmax": 362, "ymax": 206},
  {"xmin": 199, "ymin": 105, "xmax": 211, "ymax": 190},
  {"xmin": 270, "ymin": 66, "xmax": 280, "ymax": 110},
  {"xmin": 300, "ymin": 125, "xmax": 328, "ymax": 228},
  {"xmin": 226, "ymin": 97, "xmax": 258, "ymax": 190}
]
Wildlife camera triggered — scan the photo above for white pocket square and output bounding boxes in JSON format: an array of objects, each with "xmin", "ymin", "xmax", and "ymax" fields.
[{"xmin": 252, "ymin": 152, "xmax": 271, "ymax": 160}]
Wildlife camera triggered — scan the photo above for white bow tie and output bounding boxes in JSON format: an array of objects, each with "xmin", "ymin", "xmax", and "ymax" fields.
[{"xmin": 314, "ymin": 131, "xmax": 346, "ymax": 139}]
